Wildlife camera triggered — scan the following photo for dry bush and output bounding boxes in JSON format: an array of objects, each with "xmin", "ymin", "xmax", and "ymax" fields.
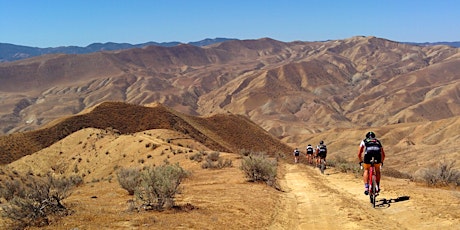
[
  {"xmin": 240, "ymin": 152, "xmax": 278, "ymax": 188},
  {"xmin": 0, "ymin": 173, "xmax": 82, "ymax": 229},
  {"xmin": 117, "ymin": 167, "xmax": 142, "ymax": 195},
  {"xmin": 416, "ymin": 160, "xmax": 460, "ymax": 186},
  {"xmin": 201, "ymin": 152, "xmax": 232, "ymax": 169},
  {"xmin": 134, "ymin": 163, "xmax": 189, "ymax": 210},
  {"xmin": 239, "ymin": 149, "xmax": 252, "ymax": 157},
  {"xmin": 382, "ymin": 167, "xmax": 412, "ymax": 180},
  {"xmin": 328, "ymin": 155, "xmax": 361, "ymax": 177},
  {"xmin": 189, "ymin": 151, "xmax": 205, "ymax": 162}
]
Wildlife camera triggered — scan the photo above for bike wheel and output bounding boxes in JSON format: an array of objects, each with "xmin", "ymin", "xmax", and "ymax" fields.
[
  {"xmin": 371, "ymin": 175, "xmax": 377, "ymax": 208},
  {"xmin": 320, "ymin": 159, "xmax": 325, "ymax": 174}
]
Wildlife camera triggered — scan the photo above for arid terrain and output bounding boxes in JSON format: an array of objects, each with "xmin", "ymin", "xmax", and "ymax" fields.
[
  {"xmin": 2, "ymin": 122, "xmax": 459, "ymax": 229},
  {"xmin": 0, "ymin": 36, "xmax": 459, "ymax": 229}
]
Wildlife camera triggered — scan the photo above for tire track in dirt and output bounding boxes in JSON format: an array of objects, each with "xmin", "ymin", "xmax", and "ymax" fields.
[{"xmin": 271, "ymin": 163, "xmax": 414, "ymax": 229}]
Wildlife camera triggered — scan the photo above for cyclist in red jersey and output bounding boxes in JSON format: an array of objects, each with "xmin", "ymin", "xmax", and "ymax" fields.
[{"xmin": 358, "ymin": 131, "xmax": 385, "ymax": 195}]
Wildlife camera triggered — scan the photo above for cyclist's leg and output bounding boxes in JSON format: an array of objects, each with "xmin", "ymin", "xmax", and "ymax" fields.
[
  {"xmin": 375, "ymin": 163, "xmax": 381, "ymax": 190},
  {"xmin": 362, "ymin": 163, "xmax": 370, "ymax": 194}
]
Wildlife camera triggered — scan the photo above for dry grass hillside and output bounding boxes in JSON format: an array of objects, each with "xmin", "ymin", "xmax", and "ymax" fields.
[
  {"xmin": 1, "ymin": 36, "xmax": 459, "ymax": 137},
  {"xmin": 0, "ymin": 36, "xmax": 459, "ymax": 174},
  {"xmin": 2, "ymin": 122, "xmax": 459, "ymax": 229},
  {"xmin": 0, "ymin": 102, "xmax": 292, "ymax": 165}
]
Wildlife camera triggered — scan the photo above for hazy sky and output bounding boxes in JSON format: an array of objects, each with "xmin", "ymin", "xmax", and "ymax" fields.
[{"xmin": 1, "ymin": 0, "xmax": 459, "ymax": 47}]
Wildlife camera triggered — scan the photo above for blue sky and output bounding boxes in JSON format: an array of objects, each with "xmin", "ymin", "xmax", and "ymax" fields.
[{"xmin": 1, "ymin": 0, "xmax": 459, "ymax": 47}]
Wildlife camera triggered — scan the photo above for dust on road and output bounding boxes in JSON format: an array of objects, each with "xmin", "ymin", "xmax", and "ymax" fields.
[{"xmin": 271, "ymin": 163, "xmax": 460, "ymax": 230}]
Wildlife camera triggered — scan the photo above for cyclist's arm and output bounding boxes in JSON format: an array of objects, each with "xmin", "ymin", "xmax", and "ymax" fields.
[
  {"xmin": 358, "ymin": 145, "xmax": 364, "ymax": 162},
  {"xmin": 381, "ymin": 147, "xmax": 385, "ymax": 163},
  {"xmin": 357, "ymin": 141, "xmax": 365, "ymax": 162}
]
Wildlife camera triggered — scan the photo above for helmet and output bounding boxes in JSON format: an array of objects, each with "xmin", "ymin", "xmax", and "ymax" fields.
[
  {"xmin": 308, "ymin": 144, "xmax": 311, "ymax": 146},
  {"xmin": 366, "ymin": 131, "xmax": 376, "ymax": 138},
  {"xmin": 319, "ymin": 140, "xmax": 324, "ymax": 145}
]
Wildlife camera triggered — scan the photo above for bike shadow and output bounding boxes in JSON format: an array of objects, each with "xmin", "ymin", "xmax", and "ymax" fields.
[{"xmin": 376, "ymin": 196, "xmax": 410, "ymax": 208}]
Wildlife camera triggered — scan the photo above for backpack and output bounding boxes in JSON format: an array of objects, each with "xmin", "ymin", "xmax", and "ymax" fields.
[
  {"xmin": 364, "ymin": 138, "xmax": 381, "ymax": 153},
  {"xmin": 306, "ymin": 146, "xmax": 314, "ymax": 154},
  {"xmin": 294, "ymin": 149, "xmax": 300, "ymax": 156},
  {"xmin": 318, "ymin": 144, "xmax": 327, "ymax": 155}
]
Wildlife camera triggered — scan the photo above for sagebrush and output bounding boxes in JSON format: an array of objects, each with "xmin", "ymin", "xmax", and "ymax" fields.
[
  {"xmin": 240, "ymin": 152, "xmax": 278, "ymax": 188},
  {"xmin": 0, "ymin": 173, "xmax": 82, "ymax": 229},
  {"xmin": 417, "ymin": 160, "xmax": 460, "ymax": 186},
  {"xmin": 118, "ymin": 163, "xmax": 189, "ymax": 211}
]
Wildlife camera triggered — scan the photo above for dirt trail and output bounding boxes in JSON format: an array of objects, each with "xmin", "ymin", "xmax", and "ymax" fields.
[{"xmin": 271, "ymin": 163, "xmax": 460, "ymax": 230}]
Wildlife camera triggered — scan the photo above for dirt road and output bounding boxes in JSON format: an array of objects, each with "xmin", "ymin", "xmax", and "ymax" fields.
[{"xmin": 271, "ymin": 163, "xmax": 460, "ymax": 230}]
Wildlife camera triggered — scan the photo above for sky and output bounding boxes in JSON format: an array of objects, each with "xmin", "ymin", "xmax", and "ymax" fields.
[{"xmin": 1, "ymin": 0, "xmax": 459, "ymax": 48}]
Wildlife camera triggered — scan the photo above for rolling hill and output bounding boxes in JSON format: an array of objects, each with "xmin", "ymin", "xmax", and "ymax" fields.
[{"xmin": 0, "ymin": 36, "xmax": 459, "ymax": 174}]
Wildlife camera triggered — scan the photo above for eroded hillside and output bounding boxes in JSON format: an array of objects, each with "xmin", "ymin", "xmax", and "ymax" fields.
[
  {"xmin": 0, "ymin": 36, "xmax": 459, "ymax": 174},
  {"xmin": 0, "ymin": 102, "xmax": 292, "ymax": 164}
]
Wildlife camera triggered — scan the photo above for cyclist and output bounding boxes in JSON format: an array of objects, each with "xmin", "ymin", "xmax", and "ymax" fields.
[
  {"xmin": 306, "ymin": 144, "xmax": 314, "ymax": 165},
  {"xmin": 358, "ymin": 131, "xmax": 385, "ymax": 195},
  {"xmin": 315, "ymin": 140, "xmax": 327, "ymax": 168},
  {"xmin": 293, "ymin": 148, "xmax": 300, "ymax": 163}
]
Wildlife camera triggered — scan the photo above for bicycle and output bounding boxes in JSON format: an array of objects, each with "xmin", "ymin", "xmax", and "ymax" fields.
[
  {"xmin": 319, "ymin": 157, "xmax": 326, "ymax": 174},
  {"xmin": 366, "ymin": 157, "xmax": 379, "ymax": 208}
]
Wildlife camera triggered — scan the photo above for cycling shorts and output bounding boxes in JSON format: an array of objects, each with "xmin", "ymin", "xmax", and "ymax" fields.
[{"xmin": 363, "ymin": 151, "xmax": 381, "ymax": 164}]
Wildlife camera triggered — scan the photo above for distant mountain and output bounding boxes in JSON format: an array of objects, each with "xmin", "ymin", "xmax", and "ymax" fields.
[
  {"xmin": 0, "ymin": 36, "xmax": 459, "ymax": 173},
  {"xmin": 403, "ymin": 41, "xmax": 460, "ymax": 47},
  {"xmin": 0, "ymin": 38, "xmax": 237, "ymax": 62}
]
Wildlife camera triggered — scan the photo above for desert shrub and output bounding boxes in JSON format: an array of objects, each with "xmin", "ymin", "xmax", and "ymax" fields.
[
  {"xmin": 382, "ymin": 167, "xmax": 412, "ymax": 180},
  {"xmin": 117, "ymin": 167, "xmax": 142, "ymax": 195},
  {"xmin": 207, "ymin": 151, "xmax": 220, "ymax": 161},
  {"xmin": 0, "ymin": 174, "xmax": 82, "ymax": 229},
  {"xmin": 328, "ymin": 155, "xmax": 361, "ymax": 176},
  {"xmin": 240, "ymin": 152, "xmax": 278, "ymax": 187},
  {"xmin": 135, "ymin": 163, "xmax": 188, "ymax": 210},
  {"xmin": 201, "ymin": 152, "xmax": 232, "ymax": 169},
  {"xmin": 239, "ymin": 149, "xmax": 252, "ymax": 157},
  {"xmin": 417, "ymin": 160, "xmax": 460, "ymax": 186},
  {"xmin": 189, "ymin": 152, "xmax": 205, "ymax": 162}
]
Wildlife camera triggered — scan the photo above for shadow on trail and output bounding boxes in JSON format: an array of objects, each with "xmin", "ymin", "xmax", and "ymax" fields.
[{"xmin": 376, "ymin": 196, "xmax": 410, "ymax": 208}]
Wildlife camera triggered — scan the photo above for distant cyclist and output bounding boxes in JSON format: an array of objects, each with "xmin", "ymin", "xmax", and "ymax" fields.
[
  {"xmin": 293, "ymin": 148, "xmax": 300, "ymax": 163},
  {"xmin": 315, "ymin": 140, "xmax": 327, "ymax": 168},
  {"xmin": 306, "ymin": 144, "xmax": 314, "ymax": 165},
  {"xmin": 358, "ymin": 131, "xmax": 386, "ymax": 195}
]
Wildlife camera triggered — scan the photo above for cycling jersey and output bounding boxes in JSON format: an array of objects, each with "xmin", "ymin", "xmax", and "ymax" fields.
[{"xmin": 360, "ymin": 138, "xmax": 382, "ymax": 164}]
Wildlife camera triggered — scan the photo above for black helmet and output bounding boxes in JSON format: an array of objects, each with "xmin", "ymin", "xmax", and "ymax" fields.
[
  {"xmin": 366, "ymin": 131, "xmax": 376, "ymax": 138},
  {"xmin": 319, "ymin": 140, "xmax": 324, "ymax": 145}
]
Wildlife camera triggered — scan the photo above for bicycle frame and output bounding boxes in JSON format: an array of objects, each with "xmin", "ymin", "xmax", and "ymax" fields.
[{"xmin": 320, "ymin": 157, "xmax": 326, "ymax": 174}]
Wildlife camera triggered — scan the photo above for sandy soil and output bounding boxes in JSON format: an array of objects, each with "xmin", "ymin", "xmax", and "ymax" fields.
[
  {"xmin": 272, "ymin": 162, "xmax": 460, "ymax": 230},
  {"xmin": 20, "ymin": 160, "xmax": 459, "ymax": 230}
]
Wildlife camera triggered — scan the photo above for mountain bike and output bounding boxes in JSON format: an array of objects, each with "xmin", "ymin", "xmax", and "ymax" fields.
[
  {"xmin": 368, "ymin": 157, "xmax": 379, "ymax": 208},
  {"xmin": 319, "ymin": 157, "xmax": 326, "ymax": 174}
]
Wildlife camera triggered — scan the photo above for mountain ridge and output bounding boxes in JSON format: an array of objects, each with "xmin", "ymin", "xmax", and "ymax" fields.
[
  {"xmin": 2, "ymin": 37, "xmax": 460, "ymax": 63},
  {"xmin": 0, "ymin": 38, "xmax": 237, "ymax": 62},
  {"xmin": 0, "ymin": 101, "xmax": 292, "ymax": 165},
  {"xmin": 0, "ymin": 36, "xmax": 459, "ymax": 174}
]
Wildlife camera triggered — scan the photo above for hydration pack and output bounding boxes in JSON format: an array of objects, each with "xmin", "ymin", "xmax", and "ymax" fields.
[
  {"xmin": 318, "ymin": 144, "xmax": 327, "ymax": 154},
  {"xmin": 364, "ymin": 138, "xmax": 381, "ymax": 153}
]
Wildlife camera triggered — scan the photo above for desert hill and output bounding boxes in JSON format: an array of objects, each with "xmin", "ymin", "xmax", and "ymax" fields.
[
  {"xmin": 1, "ymin": 36, "xmax": 459, "ymax": 136},
  {"xmin": 2, "ymin": 112, "xmax": 459, "ymax": 229},
  {"xmin": 0, "ymin": 36, "xmax": 459, "ymax": 174},
  {"xmin": 0, "ymin": 101, "xmax": 292, "ymax": 165}
]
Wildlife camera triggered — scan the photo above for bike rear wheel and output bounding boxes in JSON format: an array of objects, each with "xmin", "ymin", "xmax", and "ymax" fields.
[
  {"xmin": 370, "ymin": 175, "xmax": 377, "ymax": 208},
  {"xmin": 320, "ymin": 159, "xmax": 325, "ymax": 174}
]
